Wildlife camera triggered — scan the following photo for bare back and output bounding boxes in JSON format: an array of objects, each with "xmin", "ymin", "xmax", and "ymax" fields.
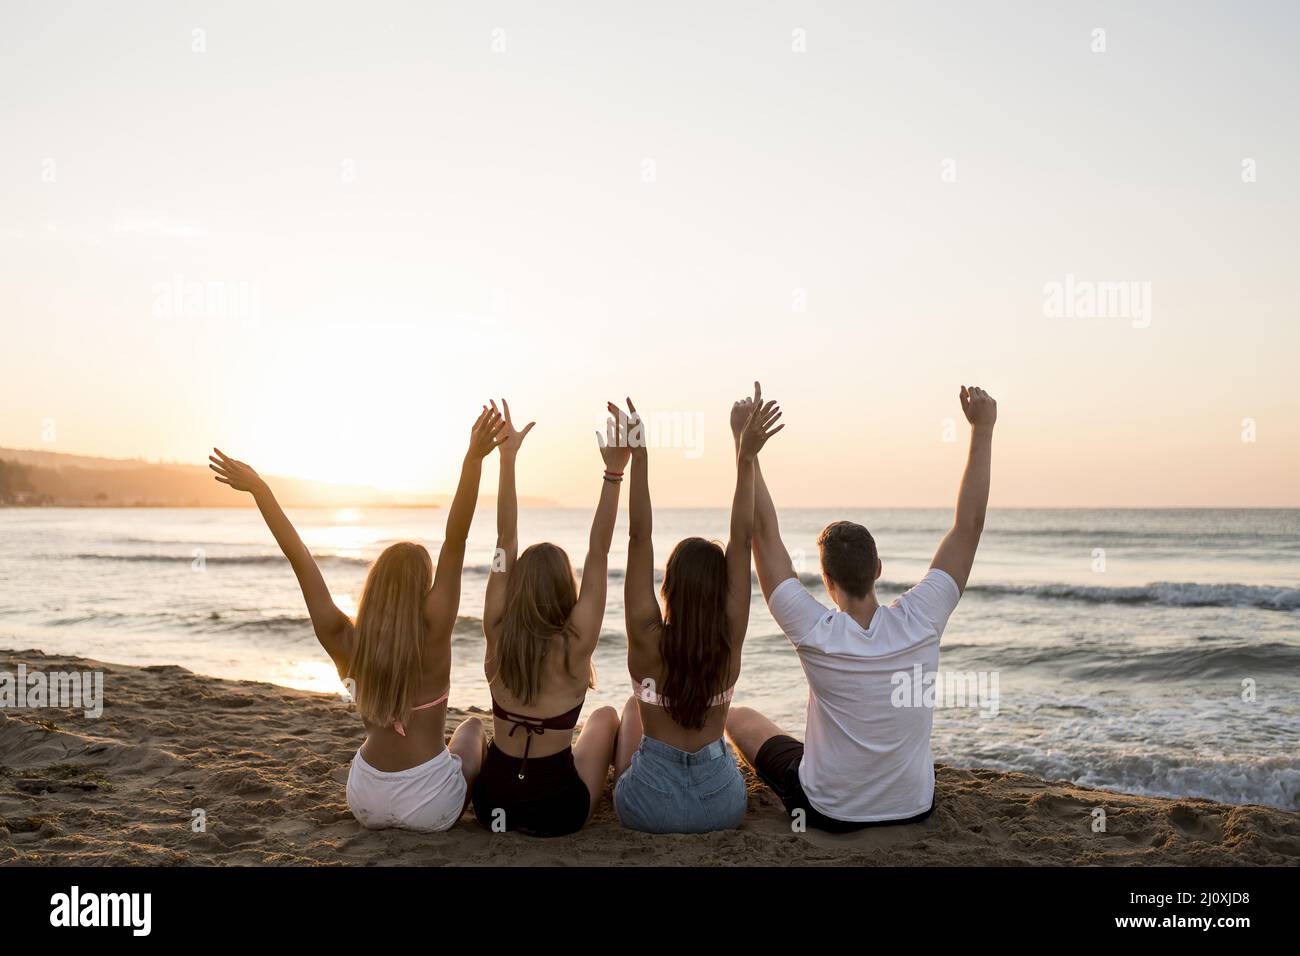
[
  {"xmin": 627, "ymin": 609, "xmax": 744, "ymax": 753},
  {"xmin": 484, "ymin": 621, "xmax": 596, "ymax": 760},
  {"xmin": 333, "ymin": 623, "xmax": 454, "ymax": 773}
]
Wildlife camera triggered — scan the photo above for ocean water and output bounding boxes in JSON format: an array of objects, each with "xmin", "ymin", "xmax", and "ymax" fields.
[{"xmin": 1, "ymin": 506, "xmax": 1297, "ymax": 811}]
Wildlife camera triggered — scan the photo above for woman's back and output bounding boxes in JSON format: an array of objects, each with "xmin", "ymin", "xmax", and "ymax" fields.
[
  {"xmin": 488, "ymin": 626, "xmax": 593, "ymax": 761},
  {"xmin": 347, "ymin": 625, "xmax": 453, "ymax": 772},
  {"xmin": 628, "ymin": 628, "xmax": 739, "ymax": 752}
]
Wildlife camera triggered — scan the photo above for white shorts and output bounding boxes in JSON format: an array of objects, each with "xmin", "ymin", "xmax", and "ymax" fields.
[{"xmin": 346, "ymin": 746, "xmax": 468, "ymax": 833}]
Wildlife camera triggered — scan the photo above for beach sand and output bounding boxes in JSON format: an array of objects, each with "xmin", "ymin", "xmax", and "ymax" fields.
[{"xmin": 1, "ymin": 649, "xmax": 1296, "ymax": 866}]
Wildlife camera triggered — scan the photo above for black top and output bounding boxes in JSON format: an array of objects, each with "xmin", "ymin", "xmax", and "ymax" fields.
[{"xmin": 490, "ymin": 698, "xmax": 585, "ymax": 779}]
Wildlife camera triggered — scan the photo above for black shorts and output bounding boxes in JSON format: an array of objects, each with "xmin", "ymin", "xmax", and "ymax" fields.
[
  {"xmin": 471, "ymin": 742, "xmax": 591, "ymax": 837},
  {"xmin": 753, "ymin": 735, "xmax": 935, "ymax": 834}
]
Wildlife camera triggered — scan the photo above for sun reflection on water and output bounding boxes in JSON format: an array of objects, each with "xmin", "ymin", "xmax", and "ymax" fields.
[{"xmin": 272, "ymin": 658, "xmax": 351, "ymax": 695}]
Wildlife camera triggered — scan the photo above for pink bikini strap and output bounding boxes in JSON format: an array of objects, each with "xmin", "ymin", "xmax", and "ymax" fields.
[
  {"xmin": 411, "ymin": 691, "xmax": 450, "ymax": 712},
  {"xmin": 392, "ymin": 690, "xmax": 450, "ymax": 737},
  {"xmin": 631, "ymin": 679, "xmax": 734, "ymax": 708}
]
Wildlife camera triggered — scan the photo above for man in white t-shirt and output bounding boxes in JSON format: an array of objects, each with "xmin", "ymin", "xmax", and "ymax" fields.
[{"xmin": 725, "ymin": 384, "xmax": 998, "ymax": 832}]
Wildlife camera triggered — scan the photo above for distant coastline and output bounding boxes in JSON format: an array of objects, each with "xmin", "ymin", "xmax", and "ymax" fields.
[
  {"xmin": 0, "ymin": 446, "xmax": 555, "ymax": 509},
  {"xmin": 0, "ymin": 501, "xmax": 444, "ymax": 509}
]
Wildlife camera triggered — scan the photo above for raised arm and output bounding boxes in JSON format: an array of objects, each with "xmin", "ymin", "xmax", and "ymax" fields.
[
  {"xmin": 623, "ymin": 398, "xmax": 662, "ymax": 639},
  {"xmin": 731, "ymin": 387, "xmax": 796, "ymax": 600},
  {"xmin": 484, "ymin": 400, "xmax": 534, "ymax": 639},
  {"xmin": 209, "ymin": 449, "xmax": 350, "ymax": 667},
  {"xmin": 931, "ymin": 386, "xmax": 997, "ymax": 592},
  {"xmin": 426, "ymin": 404, "xmax": 506, "ymax": 636},
  {"xmin": 569, "ymin": 403, "xmax": 632, "ymax": 642},
  {"xmin": 728, "ymin": 385, "xmax": 784, "ymax": 637}
]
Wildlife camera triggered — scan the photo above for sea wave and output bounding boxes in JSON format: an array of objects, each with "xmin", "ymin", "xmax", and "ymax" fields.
[
  {"xmin": 944, "ymin": 747, "xmax": 1300, "ymax": 811},
  {"xmin": 69, "ymin": 552, "xmax": 373, "ymax": 568},
  {"xmin": 33, "ymin": 604, "xmax": 486, "ymax": 637},
  {"xmin": 69, "ymin": 553, "xmax": 542, "ymax": 575},
  {"xmin": 972, "ymin": 580, "xmax": 1300, "ymax": 611},
  {"xmin": 798, "ymin": 573, "xmax": 1300, "ymax": 611},
  {"xmin": 940, "ymin": 640, "xmax": 1300, "ymax": 679},
  {"xmin": 199, "ymin": 612, "xmax": 485, "ymax": 637}
]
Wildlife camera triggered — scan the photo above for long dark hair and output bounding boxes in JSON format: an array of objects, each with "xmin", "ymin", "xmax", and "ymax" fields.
[
  {"xmin": 659, "ymin": 537, "xmax": 731, "ymax": 730},
  {"xmin": 495, "ymin": 543, "xmax": 593, "ymax": 705}
]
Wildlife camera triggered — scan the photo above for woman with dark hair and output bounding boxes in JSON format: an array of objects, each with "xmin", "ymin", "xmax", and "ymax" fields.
[
  {"xmin": 614, "ymin": 385, "xmax": 783, "ymax": 832},
  {"xmin": 472, "ymin": 399, "xmax": 628, "ymax": 836}
]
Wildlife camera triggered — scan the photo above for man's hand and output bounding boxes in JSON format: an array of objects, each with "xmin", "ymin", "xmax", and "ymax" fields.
[
  {"xmin": 730, "ymin": 393, "xmax": 755, "ymax": 450},
  {"xmin": 737, "ymin": 382, "xmax": 783, "ymax": 462},
  {"xmin": 960, "ymin": 385, "xmax": 997, "ymax": 431}
]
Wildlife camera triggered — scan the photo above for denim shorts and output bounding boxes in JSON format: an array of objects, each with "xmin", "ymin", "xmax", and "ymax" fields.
[{"xmin": 614, "ymin": 735, "xmax": 747, "ymax": 834}]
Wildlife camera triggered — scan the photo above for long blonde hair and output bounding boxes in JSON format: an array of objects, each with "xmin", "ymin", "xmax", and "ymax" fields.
[
  {"xmin": 349, "ymin": 541, "xmax": 432, "ymax": 728},
  {"xmin": 494, "ymin": 543, "xmax": 594, "ymax": 705}
]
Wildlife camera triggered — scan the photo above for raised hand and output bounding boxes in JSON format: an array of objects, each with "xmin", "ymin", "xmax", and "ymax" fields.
[
  {"xmin": 469, "ymin": 403, "xmax": 509, "ymax": 459},
  {"xmin": 496, "ymin": 398, "xmax": 536, "ymax": 459},
  {"xmin": 959, "ymin": 385, "xmax": 998, "ymax": 431},
  {"xmin": 609, "ymin": 397, "xmax": 648, "ymax": 460},
  {"xmin": 737, "ymin": 382, "xmax": 783, "ymax": 461},
  {"xmin": 597, "ymin": 401, "xmax": 635, "ymax": 471},
  {"xmin": 730, "ymin": 392, "xmax": 754, "ymax": 449},
  {"xmin": 209, "ymin": 448, "xmax": 267, "ymax": 495}
]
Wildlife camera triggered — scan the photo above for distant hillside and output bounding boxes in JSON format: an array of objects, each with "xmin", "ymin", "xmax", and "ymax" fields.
[
  {"xmin": 0, "ymin": 447, "xmax": 554, "ymax": 509},
  {"xmin": 0, "ymin": 448, "xmax": 431, "ymax": 507},
  {"xmin": 0, "ymin": 447, "xmax": 436, "ymax": 509}
]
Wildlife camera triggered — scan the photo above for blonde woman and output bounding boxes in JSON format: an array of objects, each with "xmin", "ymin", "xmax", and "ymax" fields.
[{"xmin": 209, "ymin": 404, "xmax": 506, "ymax": 832}]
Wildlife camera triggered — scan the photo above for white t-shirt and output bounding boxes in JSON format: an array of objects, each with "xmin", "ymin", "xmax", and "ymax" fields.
[{"xmin": 767, "ymin": 568, "xmax": 962, "ymax": 822}]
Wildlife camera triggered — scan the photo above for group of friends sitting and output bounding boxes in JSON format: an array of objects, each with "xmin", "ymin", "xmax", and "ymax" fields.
[{"xmin": 208, "ymin": 381, "xmax": 997, "ymax": 836}]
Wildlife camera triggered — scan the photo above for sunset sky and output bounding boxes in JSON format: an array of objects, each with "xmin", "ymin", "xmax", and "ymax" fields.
[{"xmin": 2, "ymin": 1, "xmax": 1297, "ymax": 506}]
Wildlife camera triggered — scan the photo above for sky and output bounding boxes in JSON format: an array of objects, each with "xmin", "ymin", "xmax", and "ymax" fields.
[{"xmin": 2, "ymin": 1, "xmax": 1297, "ymax": 507}]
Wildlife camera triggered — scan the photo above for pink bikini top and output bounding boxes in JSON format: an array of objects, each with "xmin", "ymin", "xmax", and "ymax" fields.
[
  {"xmin": 631, "ymin": 679, "xmax": 735, "ymax": 709},
  {"xmin": 392, "ymin": 690, "xmax": 449, "ymax": 737}
]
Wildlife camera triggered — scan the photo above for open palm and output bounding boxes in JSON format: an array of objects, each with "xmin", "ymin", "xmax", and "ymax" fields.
[
  {"xmin": 495, "ymin": 398, "xmax": 536, "ymax": 458},
  {"xmin": 209, "ymin": 448, "xmax": 266, "ymax": 494}
]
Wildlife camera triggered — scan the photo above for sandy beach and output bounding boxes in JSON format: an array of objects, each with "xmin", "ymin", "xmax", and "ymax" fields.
[{"xmin": 1, "ymin": 649, "xmax": 1297, "ymax": 867}]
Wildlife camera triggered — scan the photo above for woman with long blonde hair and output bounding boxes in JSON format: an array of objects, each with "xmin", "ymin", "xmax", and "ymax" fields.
[
  {"xmin": 472, "ymin": 399, "xmax": 628, "ymax": 836},
  {"xmin": 209, "ymin": 404, "xmax": 506, "ymax": 832}
]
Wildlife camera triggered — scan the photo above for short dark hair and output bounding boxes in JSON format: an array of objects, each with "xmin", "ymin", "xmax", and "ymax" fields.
[{"xmin": 816, "ymin": 521, "xmax": 878, "ymax": 599}]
